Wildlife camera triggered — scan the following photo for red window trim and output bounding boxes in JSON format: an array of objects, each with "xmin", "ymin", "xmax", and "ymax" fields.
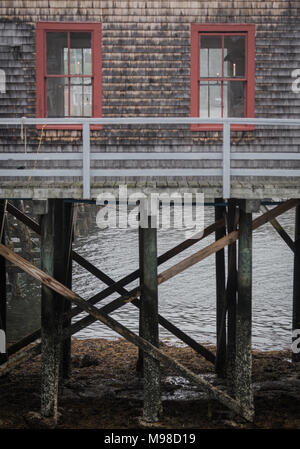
[
  {"xmin": 36, "ymin": 22, "xmax": 102, "ymax": 130},
  {"xmin": 190, "ymin": 24, "xmax": 255, "ymax": 131}
]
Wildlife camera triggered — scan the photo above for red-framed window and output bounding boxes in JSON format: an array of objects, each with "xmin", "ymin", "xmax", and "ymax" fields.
[
  {"xmin": 36, "ymin": 22, "xmax": 102, "ymax": 130},
  {"xmin": 190, "ymin": 24, "xmax": 255, "ymax": 131}
]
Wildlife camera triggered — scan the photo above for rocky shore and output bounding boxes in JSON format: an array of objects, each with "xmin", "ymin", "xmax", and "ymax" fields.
[{"xmin": 0, "ymin": 338, "xmax": 299, "ymax": 429}]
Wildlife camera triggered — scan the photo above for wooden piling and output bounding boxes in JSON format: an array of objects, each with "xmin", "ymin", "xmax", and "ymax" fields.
[
  {"xmin": 138, "ymin": 215, "xmax": 161, "ymax": 422},
  {"xmin": 61, "ymin": 202, "xmax": 75, "ymax": 379},
  {"xmin": 293, "ymin": 201, "xmax": 300, "ymax": 363},
  {"xmin": 234, "ymin": 199, "xmax": 254, "ymax": 416},
  {"xmin": 215, "ymin": 199, "xmax": 227, "ymax": 378},
  {"xmin": 40, "ymin": 199, "xmax": 69, "ymax": 420},
  {"xmin": 226, "ymin": 199, "xmax": 238, "ymax": 384},
  {"xmin": 0, "ymin": 200, "xmax": 7, "ymax": 365}
]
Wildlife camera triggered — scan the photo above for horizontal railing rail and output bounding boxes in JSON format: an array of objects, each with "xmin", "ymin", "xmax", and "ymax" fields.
[{"xmin": 0, "ymin": 117, "xmax": 300, "ymax": 199}]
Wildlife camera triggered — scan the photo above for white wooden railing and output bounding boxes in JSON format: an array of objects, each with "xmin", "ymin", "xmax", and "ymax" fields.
[{"xmin": 0, "ymin": 117, "xmax": 300, "ymax": 199}]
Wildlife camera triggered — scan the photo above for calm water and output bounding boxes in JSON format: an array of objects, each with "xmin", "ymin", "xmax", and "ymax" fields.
[{"xmin": 7, "ymin": 205, "xmax": 295, "ymax": 351}]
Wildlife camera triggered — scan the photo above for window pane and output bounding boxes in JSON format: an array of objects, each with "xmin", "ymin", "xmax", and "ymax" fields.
[
  {"xmin": 200, "ymin": 36, "xmax": 222, "ymax": 78},
  {"xmin": 199, "ymin": 81, "xmax": 222, "ymax": 118},
  {"xmin": 224, "ymin": 36, "xmax": 245, "ymax": 77},
  {"xmin": 223, "ymin": 81, "xmax": 245, "ymax": 117},
  {"xmin": 46, "ymin": 32, "xmax": 68, "ymax": 75},
  {"xmin": 70, "ymin": 78, "xmax": 92, "ymax": 117},
  {"xmin": 46, "ymin": 77, "xmax": 68, "ymax": 117},
  {"xmin": 70, "ymin": 33, "xmax": 92, "ymax": 75}
]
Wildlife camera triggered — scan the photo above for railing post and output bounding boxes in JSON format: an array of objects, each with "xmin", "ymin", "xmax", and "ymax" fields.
[
  {"xmin": 82, "ymin": 122, "xmax": 91, "ymax": 200},
  {"xmin": 223, "ymin": 122, "xmax": 231, "ymax": 199}
]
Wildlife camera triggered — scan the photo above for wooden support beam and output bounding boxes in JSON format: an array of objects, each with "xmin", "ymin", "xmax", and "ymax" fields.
[
  {"xmin": 0, "ymin": 243, "xmax": 253, "ymax": 421},
  {"xmin": 7, "ymin": 329, "xmax": 41, "ymax": 356},
  {"xmin": 32, "ymin": 200, "xmax": 48, "ymax": 216},
  {"xmin": 69, "ymin": 218, "xmax": 225, "ymax": 318},
  {"xmin": 0, "ymin": 200, "xmax": 7, "ymax": 241},
  {"xmin": 1, "ymin": 198, "xmax": 297, "ymax": 390},
  {"xmin": 234, "ymin": 200, "xmax": 254, "ymax": 417},
  {"xmin": 293, "ymin": 201, "xmax": 300, "ymax": 363},
  {"xmin": 5, "ymin": 201, "xmax": 74, "ymax": 375},
  {"xmin": 3, "ymin": 229, "xmax": 216, "ymax": 365},
  {"xmin": 5, "ymin": 199, "xmax": 296, "ymax": 365},
  {"xmin": 0, "ymin": 200, "xmax": 7, "ymax": 365},
  {"xmin": 2, "ymin": 295, "xmax": 217, "ymax": 377},
  {"xmin": 6, "ymin": 202, "xmax": 41, "ymax": 234},
  {"xmin": 138, "ymin": 218, "xmax": 161, "ymax": 422},
  {"xmin": 7, "ymin": 200, "xmax": 225, "ymax": 260},
  {"xmin": 260, "ymin": 205, "xmax": 295, "ymax": 252},
  {"xmin": 157, "ymin": 199, "xmax": 298, "ymax": 285},
  {"xmin": 61, "ymin": 202, "xmax": 74, "ymax": 379},
  {"xmin": 40, "ymin": 199, "xmax": 67, "ymax": 421},
  {"xmin": 0, "ymin": 341, "xmax": 41, "ymax": 377},
  {"xmin": 252, "ymin": 199, "xmax": 297, "ymax": 229},
  {"xmin": 215, "ymin": 198, "xmax": 227, "ymax": 378},
  {"xmin": 226, "ymin": 199, "xmax": 238, "ymax": 385}
]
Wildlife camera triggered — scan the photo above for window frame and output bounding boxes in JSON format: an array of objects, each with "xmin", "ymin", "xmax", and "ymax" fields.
[
  {"xmin": 190, "ymin": 24, "xmax": 255, "ymax": 131},
  {"xmin": 36, "ymin": 22, "xmax": 102, "ymax": 130}
]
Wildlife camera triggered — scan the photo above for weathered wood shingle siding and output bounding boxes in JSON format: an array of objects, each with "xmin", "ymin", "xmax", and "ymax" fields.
[{"xmin": 0, "ymin": 1, "xmax": 300, "ymax": 193}]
